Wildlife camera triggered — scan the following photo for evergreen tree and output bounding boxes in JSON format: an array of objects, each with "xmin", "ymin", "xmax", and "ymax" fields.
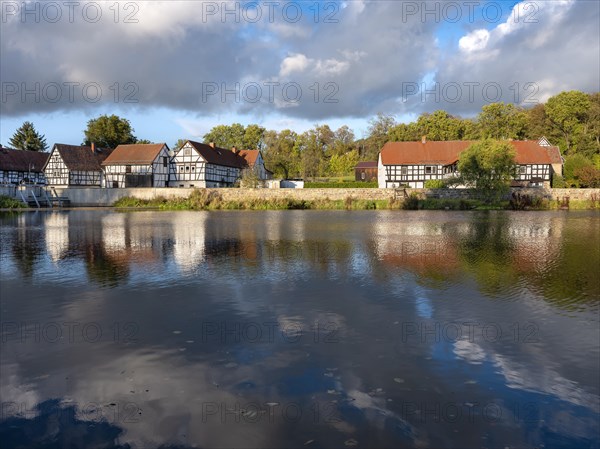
[{"xmin": 8, "ymin": 121, "xmax": 48, "ymax": 151}]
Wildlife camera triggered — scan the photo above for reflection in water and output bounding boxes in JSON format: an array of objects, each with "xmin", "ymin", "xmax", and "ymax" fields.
[{"xmin": 0, "ymin": 210, "xmax": 599, "ymax": 448}]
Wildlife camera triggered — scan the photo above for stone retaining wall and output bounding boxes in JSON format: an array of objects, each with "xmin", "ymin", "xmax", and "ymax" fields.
[{"xmin": 47, "ymin": 186, "xmax": 600, "ymax": 207}]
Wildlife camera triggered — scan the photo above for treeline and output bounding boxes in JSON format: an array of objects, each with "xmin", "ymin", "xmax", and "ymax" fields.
[
  {"xmin": 6, "ymin": 90, "xmax": 599, "ymax": 186},
  {"xmin": 200, "ymin": 90, "xmax": 599, "ymax": 184}
]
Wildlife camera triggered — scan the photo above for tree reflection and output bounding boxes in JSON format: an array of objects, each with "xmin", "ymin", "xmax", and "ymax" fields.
[{"xmin": 458, "ymin": 212, "xmax": 519, "ymax": 296}]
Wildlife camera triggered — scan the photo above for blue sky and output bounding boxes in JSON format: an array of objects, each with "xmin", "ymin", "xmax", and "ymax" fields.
[{"xmin": 1, "ymin": 0, "xmax": 598, "ymax": 148}]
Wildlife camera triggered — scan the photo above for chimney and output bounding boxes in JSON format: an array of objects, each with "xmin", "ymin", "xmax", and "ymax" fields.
[
  {"xmin": 421, "ymin": 136, "xmax": 426, "ymax": 144},
  {"xmin": 91, "ymin": 142, "xmax": 96, "ymax": 153},
  {"xmin": 209, "ymin": 142, "xmax": 215, "ymax": 148}
]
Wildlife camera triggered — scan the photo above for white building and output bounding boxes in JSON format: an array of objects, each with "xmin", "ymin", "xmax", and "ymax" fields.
[
  {"xmin": 102, "ymin": 143, "xmax": 172, "ymax": 188},
  {"xmin": 378, "ymin": 137, "xmax": 563, "ymax": 189},
  {"xmin": 43, "ymin": 143, "xmax": 112, "ymax": 187},
  {"xmin": 170, "ymin": 141, "xmax": 248, "ymax": 188},
  {"xmin": 0, "ymin": 146, "xmax": 49, "ymax": 185}
]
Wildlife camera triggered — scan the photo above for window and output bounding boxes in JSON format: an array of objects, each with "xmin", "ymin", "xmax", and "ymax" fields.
[
  {"xmin": 520, "ymin": 166, "xmax": 527, "ymax": 174},
  {"xmin": 191, "ymin": 166, "xmax": 195, "ymax": 172},
  {"xmin": 425, "ymin": 166, "xmax": 437, "ymax": 174},
  {"xmin": 179, "ymin": 166, "xmax": 184, "ymax": 172},
  {"xmin": 163, "ymin": 156, "xmax": 168, "ymax": 167},
  {"xmin": 401, "ymin": 166, "xmax": 407, "ymax": 175},
  {"xmin": 184, "ymin": 148, "xmax": 191, "ymax": 156},
  {"xmin": 361, "ymin": 172, "xmax": 366, "ymax": 180},
  {"xmin": 112, "ymin": 181, "xmax": 119, "ymax": 188},
  {"xmin": 126, "ymin": 165, "xmax": 132, "ymax": 173},
  {"xmin": 185, "ymin": 166, "xmax": 190, "ymax": 172}
]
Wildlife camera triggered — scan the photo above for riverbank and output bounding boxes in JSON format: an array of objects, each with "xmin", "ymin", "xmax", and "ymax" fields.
[{"xmin": 2, "ymin": 188, "xmax": 599, "ymax": 210}]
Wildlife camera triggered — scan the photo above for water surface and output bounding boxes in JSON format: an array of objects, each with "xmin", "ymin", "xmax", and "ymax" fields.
[{"xmin": 1, "ymin": 210, "xmax": 599, "ymax": 448}]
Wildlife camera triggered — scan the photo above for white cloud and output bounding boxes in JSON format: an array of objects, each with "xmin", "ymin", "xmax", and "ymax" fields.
[
  {"xmin": 459, "ymin": 29, "xmax": 490, "ymax": 52},
  {"xmin": 279, "ymin": 53, "xmax": 311, "ymax": 77}
]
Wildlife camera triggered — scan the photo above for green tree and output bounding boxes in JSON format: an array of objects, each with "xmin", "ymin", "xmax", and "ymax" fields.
[
  {"xmin": 328, "ymin": 150, "xmax": 359, "ymax": 176},
  {"xmin": 389, "ymin": 122, "xmax": 419, "ymax": 142},
  {"xmin": 83, "ymin": 115, "xmax": 136, "ymax": 149},
  {"xmin": 478, "ymin": 103, "xmax": 529, "ymax": 139},
  {"xmin": 545, "ymin": 91, "xmax": 591, "ymax": 154},
  {"xmin": 243, "ymin": 124, "xmax": 266, "ymax": 150},
  {"xmin": 173, "ymin": 139, "xmax": 187, "ymax": 151},
  {"xmin": 364, "ymin": 113, "xmax": 396, "ymax": 159},
  {"xmin": 136, "ymin": 139, "xmax": 153, "ymax": 144},
  {"xmin": 415, "ymin": 110, "xmax": 466, "ymax": 140},
  {"xmin": 563, "ymin": 154, "xmax": 594, "ymax": 187},
  {"xmin": 263, "ymin": 129, "xmax": 300, "ymax": 178},
  {"xmin": 203, "ymin": 123, "xmax": 245, "ymax": 149},
  {"xmin": 8, "ymin": 121, "xmax": 48, "ymax": 151},
  {"xmin": 331, "ymin": 126, "xmax": 355, "ymax": 156},
  {"xmin": 458, "ymin": 139, "xmax": 518, "ymax": 201}
]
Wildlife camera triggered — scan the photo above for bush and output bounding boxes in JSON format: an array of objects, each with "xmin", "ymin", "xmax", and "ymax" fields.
[
  {"xmin": 402, "ymin": 193, "xmax": 420, "ymax": 210},
  {"xmin": 0, "ymin": 195, "xmax": 26, "ymax": 209},
  {"xmin": 552, "ymin": 174, "xmax": 566, "ymax": 188},
  {"xmin": 424, "ymin": 179, "xmax": 446, "ymax": 189}
]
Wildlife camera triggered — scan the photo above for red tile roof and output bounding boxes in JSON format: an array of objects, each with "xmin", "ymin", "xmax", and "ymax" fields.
[
  {"xmin": 102, "ymin": 143, "xmax": 167, "ymax": 165},
  {"xmin": 356, "ymin": 161, "xmax": 378, "ymax": 169},
  {"xmin": 48, "ymin": 144, "xmax": 113, "ymax": 171},
  {"xmin": 0, "ymin": 148, "xmax": 49, "ymax": 172},
  {"xmin": 380, "ymin": 140, "xmax": 559, "ymax": 166},
  {"xmin": 238, "ymin": 149, "xmax": 260, "ymax": 167},
  {"xmin": 186, "ymin": 141, "xmax": 247, "ymax": 168}
]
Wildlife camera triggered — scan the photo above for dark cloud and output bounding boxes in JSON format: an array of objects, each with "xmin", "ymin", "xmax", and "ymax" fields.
[{"xmin": 1, "ymin": 1, "xmax": 598, "ymax": 120}]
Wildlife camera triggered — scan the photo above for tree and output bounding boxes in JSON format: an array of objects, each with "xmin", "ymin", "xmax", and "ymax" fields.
[
  {"xmin": 203, "ymin": 123, "xmax": 245, "ymax": 149},
  {"xmin": 136, "ymin": 139, "xmax": 153, "ymax": 144},
  {"xmin": 478, "ymin": 103, "xmax": 529, "ymax": 139},
  {"xmin": 243, "ymin": 124, "xmax": 266, "ymax": 150},
  {"xmin": 364, "ymin": 113, "xmax": 396, "ymax": 160},
  {"xmin": 458, "ymin": 139, "xmax": 518, "ymax": 201},
  {"xmin": 263, "ymin": 129, "xmax": 300, "ymax": 179},
  {"xmin": 415, "ymin": 110, "xmax": 466, "ymax": 141},
  {"xmin": 83, "ymin": 115, "xmax": 136, "ymax": 149},
  {"xmin": 173, "ymin": 139, "xmax": 187, "ymax": 151},
  {"xmin": 328, "ymin": 150, "xmax": 359, "ymax": 176},
  {"xmin": 563, "ymin": 154, "xmax": 594, "ymax": 187},
  {"xmin": 8, "ymin": 121, "xmax": 48, "ymax": 151},
  {"xmin": 545, "ymin": 91, "xmax": 591, "ymax": 154}
]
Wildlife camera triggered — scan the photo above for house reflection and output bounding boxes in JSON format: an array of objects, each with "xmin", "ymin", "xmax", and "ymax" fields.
[{"xmin": 44, "ymin": 212, "xmax": 69, "ymax": 262}]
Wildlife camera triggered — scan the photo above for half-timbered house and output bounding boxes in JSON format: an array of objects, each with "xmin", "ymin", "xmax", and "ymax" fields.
[
  {"xmin": 169, "ymin": 141, "xmax": 247, "ymax": 188},
  {"xmin": 378, "ymin": 138, "xmax": 563, "ymax": 188},
  {"xmin": 0, "ymin": 146, "xmax": 49, "ymax": 184},
  {"xmin": 44, "ymin": 143, "xmax": 112, "ymax": 187},
  {"xmin": 102, "ymin": 143, "xmax": 172, "ymax": 188},
  {"xmin": 238, "ymin": 149, "xmax": 273, "ymax": 180}
]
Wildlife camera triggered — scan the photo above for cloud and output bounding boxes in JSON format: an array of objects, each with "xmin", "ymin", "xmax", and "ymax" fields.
[{"xmin": 0, "ymin": 0, "xmax": 598, "ymax": 121}]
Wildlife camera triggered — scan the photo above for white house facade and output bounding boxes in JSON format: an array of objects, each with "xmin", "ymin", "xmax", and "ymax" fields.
[
  {"xmin": 170, "ymin": 141, "xmax": 247, "ymax": 188},
  {"xmin": 43, "ymin": 144, "xmax": 112, "ymax": 187},
  {"xmin": 102, "ymin": 143, "xmax": 172, "ymax": 188},
  {"xmin": 378, "ymin": 138, "xmax": 563, "ymax": 189},
  {"xmin": 0, "ymin": 146, "xmax": 49, "ymax": 185}
]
